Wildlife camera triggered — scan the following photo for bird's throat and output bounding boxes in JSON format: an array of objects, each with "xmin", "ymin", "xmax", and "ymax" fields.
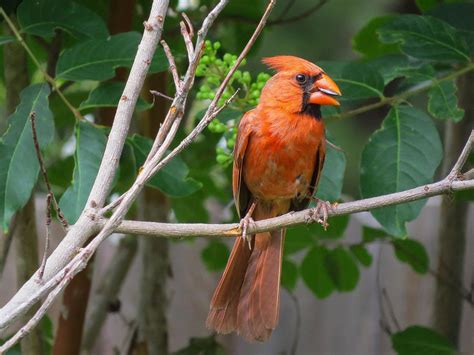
[{"xmin": 302, "ymin": 103, "xmax": 321, "ymax": 121}]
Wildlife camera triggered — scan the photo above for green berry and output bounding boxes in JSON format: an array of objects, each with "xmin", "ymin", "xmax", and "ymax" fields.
[{"xmin": 213, "ymin": 41, "xmax": 221, "ymax": 50}]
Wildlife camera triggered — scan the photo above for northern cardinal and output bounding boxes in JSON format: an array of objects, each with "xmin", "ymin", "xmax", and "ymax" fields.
[{"xmin": 206, "ymin": 56, "xmax": 341, "ymax": 342}]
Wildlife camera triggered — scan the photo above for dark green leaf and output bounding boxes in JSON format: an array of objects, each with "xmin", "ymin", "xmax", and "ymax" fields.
[
  {"xmin": 325, "ymin": 246, "xmax": 360, "ymax": 291},
  {"xmin": 201, "ymin": 240, "xmax": 229, "ymax": 272},
  {"xmin": 316, "ymin": 130, "xmax": 346, "ymax": 201},
  {"xmin": 59, "ymin": 121, "xmax": 107, "ymax": 224},
  {"xmin": 392, "ymin": 325, "xmax": 457, "ymax": 355},
  {"xmin": 0, "ymin": 84, "xmax": 54, "ymax": 232},
  {"xmin": 0, "ymin": 36, "xmax": 15, "ymax": 45},
  {"xmin": 56, "ymin": 32, "xmax": 167, "ymax": 81},
  {"xmin": 429, "ymin": 3, "xmax": 474, "ymax": 52},
  {"xmin": 378, "ymin": 15, "xmax": 470, "ymax": 63},
  {"xmin": 362, "ymin": 226, "xmax": 387, "ymax": 243},
  {"xmin": 79, "ymin": 82, "xmax": 153, "ymax": 112},
  {"xmin": 360, "ymin": 105, "xmax": 442, "ymax": 236},
  {"xmin": 337, "ymin": 62, "xmax": 385, "ymax": 101},
  {"xmin": 350, "ymin": 244, "xmax": 373, "ymax": 267},
  {"xmin": 367, "ymin": 54, "xmax": 424, "ymax": 84},
  {"xmin": 173, "ymin": 335, "xmax": 226, "ymax": 355},
  {"xmin": 392, "ymin": 238, "xmax": 429, "ymax": 274},
  {"xmin": 415, "ymin": 0, "xmax": 438, "ymax": 12},
  {"xmin": 285, "ymin": 227, "xmax": 315, "ymax": 255},
  {"xmin": 281, "ymin": 258, "xmax": 298, "ymax": 291},
  {"xmin": 48, "ymin": 156, "xmax": 75, "ymax": 192},
  {"xmin": 130, "ymin": 135, "xmax": 202, "ymax": 198},
  {"xmin": 353, "ymin": 15, "xmax": 400, "ymax": 58},
  {"xmin": 172, "ymin": 190, "xmax": 209, "ymax": 223},
  {"xmin": 116, "ymin": 142, "xmax": 137, "ymax": 193},
  {"xmin": 301, "ymin": 246, "xmax": 334, "ymax": 298},
  {"xmin": 428, "ymin": 80, "xmax": 464, "ymax": 122},
  {"xmin": 216, "ymin": 108, "xmax": 242, "ymax": 123},
  {"xmin": 18, "ymin": 0, "xmax": 108, "ymax": 39}
]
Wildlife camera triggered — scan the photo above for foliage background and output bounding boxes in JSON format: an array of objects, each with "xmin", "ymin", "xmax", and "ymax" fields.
[{"xmin": 0, "ymin": 0, "xmax": 473, "ymax": 354}]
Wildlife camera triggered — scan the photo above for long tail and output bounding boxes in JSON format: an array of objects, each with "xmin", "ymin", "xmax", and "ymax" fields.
[{"xmin": 206, "ymin": 209, "xmax": 285, "ymax": 341}]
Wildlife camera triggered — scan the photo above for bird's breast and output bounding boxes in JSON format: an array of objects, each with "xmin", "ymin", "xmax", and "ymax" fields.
[{"xmin": 243, "ymin": 115, "xmax": 324, "ymax": 201}]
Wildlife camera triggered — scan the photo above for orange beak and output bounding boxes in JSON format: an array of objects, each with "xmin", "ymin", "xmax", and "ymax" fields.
[{"xmin": 309, "ymin": 73, "xmax": 341, "ymax": 106}]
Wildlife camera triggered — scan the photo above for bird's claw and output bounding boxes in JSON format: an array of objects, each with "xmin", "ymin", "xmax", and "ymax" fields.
[
  {"xmin": 306, "ymin": 199, "xmax": 336, "ymax": 231},
  {"xmin": 239, "ymin": 215, "xmax": 255, "ymax": 250}
]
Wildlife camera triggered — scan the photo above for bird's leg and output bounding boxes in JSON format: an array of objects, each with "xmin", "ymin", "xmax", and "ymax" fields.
[
  {"xmin": 307, "ymin": 198, "xmax": 337, "ymax": 231},
  {"xmin": 240, "ymin": 202, "xmax": 257, "ymax": 249}
]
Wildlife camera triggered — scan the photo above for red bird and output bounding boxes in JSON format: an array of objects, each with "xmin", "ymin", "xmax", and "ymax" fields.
[{"xmin": 206, "ymin": 56, "xmax": 341, "ymax": 341}]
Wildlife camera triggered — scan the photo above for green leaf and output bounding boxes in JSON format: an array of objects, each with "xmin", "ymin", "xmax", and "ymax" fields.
[
  {"xmin": 360, "ymin": 105, "xmax": 442, "ymax": 236},
  {"xmin": 367, "ymin": 54, "xmax": 424, "ymax": 84},
  {"xmin": 285, "ymin": 227, "xmax": 315, "ymax": 255},
  {"xmin": 56, "ymin": 32, "xmax": 167, "ymax": 81},
  {"xmin": 428, "ymin": 2, "xmax": 474, "ymax": 52},
  {"xmin": 79, "ymin": 82, "xmax": 153, "ymax": 112},
  {"xmin": 59, "ymin": 121, "xmax": 107, "ymax": 224},
  {"xmin": 378, "ymin": 14, "xmax": 470, "ymax": 63},
  {"xmin": 325, "ymin": 246, "xmax": 360, "ymax": 291},
  {"xmin": 415, "ymin": 0, "xmax": 438, "ymax": 13},
  {"xmin": 392, "ymin": 238, "xmax": 429, "ymax": 274},
  {"xmin": 353, "ymin": 15, "xmax": 400, "ymax": 58},
  {"xmin": 301, "ymin": 246, "xmax": 334, "ymax": 298},
  {"xmin": 18, "ymin": 0, "xmax": 108, "ymax": 39},
  {"xmin": 48, "ymin": 156, "xmax": 75, "ymax": 192},
  {"xmin": 337, "ymin": 62, "xmax": 385, "ymax": 101},
  {"xmin": 281, "ymin": 258, "xmax": 298, "ymax": 291},
  {"xmin": 0, "ymin": 84, "xmax": 54, "ymax": 232},
  {"xmin": 130, "ymin": 135, "xmax": 202, "ymax": 198},
  {"xmin": 173, "ymin": 335, "xmax": 226, "ymax": 355},
  {"xmin": 350, "ymin": 244, "xmax": 373, "ymax": 267},
  {"xmin": 201, "ymin": 240, "xmax": 229, "ymax": 272},
  {"xmin": 315, "ymin": 130, "xmax": 346, "ymax": 201},
  {"xmin": 362, "ymin": 226, "xmax": 388, "ymax": 243},
  {"xmin": 116, "ymin": 142, "xmax": 137, "ymax": 193},
  {"xmin": 0, "ymin": 36, "xmax": 15, "ymax": 46},
  {"xmin": 392, "ymin": 325, "xmax": 457, "ymax": 355},
  {"xmin": 428, "ymin": 80, "xmax": 464, "ymax": 122}
]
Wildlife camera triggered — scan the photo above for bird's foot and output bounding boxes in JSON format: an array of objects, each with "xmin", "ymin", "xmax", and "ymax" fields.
[
  {"xmin": 239, "ymin": 202, "xmax": 257, "ymax": 250},
  {"xmin": 307, "ymin": 199, "xmax": 337, "ymax": 231}
]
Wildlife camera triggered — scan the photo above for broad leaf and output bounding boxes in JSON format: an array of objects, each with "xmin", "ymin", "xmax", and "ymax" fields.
[
  {"xmin": 56, "ymin": 32, "xmax": 167, "ymax": 81},
  {"xmin": 429, "ymin": 2, "xmax": 474, "ymax": 52},
  {"xmin": 130, "ymin": 135, "xmax": 202, "ymax": 198},
  {"xmin": 201, "ymin": 240, "xmax": 229, "ymax": 272},
  {"xmin": 362, "ymin": 226, "xmax": 388, "ymax": 243},
  {"xmin": 428, "ymin": 79, "xmax": 464, "ymax": 122},
  {"xmin": 378, "ymin": 15, "xmax": 470, "ymax": 63},
  {"xmin": 360, "ymin": 105, "xmax": 442, "ymax": 236},
  {"xmin": 353, "ymin": 15, "xmax": 400, "ymax": 58},
  {"xmin": 281, "ymin": 258, "xmax": 298, "ymax": 291},
  {"xmin": 392, "ymin": 238, "xmax": 429, "ymax": 274},
  {"xmin": 301, "ymin": 246, "xmax": 334, "ymax": 298},
  {"xmin": 392, "ymin": 326, "xmax": 456, "ymax": 355},
  {"xmin": 325, "ymin": 246, "xmax": 360, "ymax": 291},
  {"xmin": 337, "ymin": 62, "xmax": 385, "ymax": 101},
  {"xmin": 0, "ymin": 84, "xmax": 54, "ymax": 232},
  {"xmin": 350, "ymin": 244, "xmax": 373, "ymax": 267},
  {"xmin": 315, "ymin": 131, "xmax": 346, "ymax": 201},
  {"xmin": 59, "ymin": 121, "xmax": 107, "ymax": 224},
  {"xmin": 367, "ymin": 54, "xmax": 423, "ymax": 84},
  {"xmin": 18, "ymin": 0, "xmax": 108, "ymax": 39},
  {"xmin": 79, "ymin": 82, "xmax": 153, "ymax": 112},
  {"xmin": 415, "ymin": 0, "xmax": 438, "ymax": 13},
  {"xmin": 285, "ymin": 228, "xmax": 314, "ymax": 255}
]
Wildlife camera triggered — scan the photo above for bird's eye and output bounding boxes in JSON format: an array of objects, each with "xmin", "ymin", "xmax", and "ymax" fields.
[{"xmin": 295, "ymin": 74, "xmax": 307, "ymax": 84}]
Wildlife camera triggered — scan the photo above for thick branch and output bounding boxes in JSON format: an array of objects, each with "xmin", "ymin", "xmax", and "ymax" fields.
[{"xmin": 103, "ymin": 174, "xmax": 473, "ymax": 239}]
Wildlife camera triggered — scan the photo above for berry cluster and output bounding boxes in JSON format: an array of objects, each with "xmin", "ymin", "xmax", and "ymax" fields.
[{"xmin": 195, "ymin": 40, "xmax": 270, "ymax": 167}]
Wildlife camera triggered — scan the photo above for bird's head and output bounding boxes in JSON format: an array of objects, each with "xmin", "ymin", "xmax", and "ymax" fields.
[{"xmin": 259, "ymin": 56, "xmax": 341, "ymax": 118}]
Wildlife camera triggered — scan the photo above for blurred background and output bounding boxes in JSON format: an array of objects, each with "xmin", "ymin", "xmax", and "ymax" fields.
[{"xmin": 0, "ymin": 0, "xmax": 473, "ymax": 354}]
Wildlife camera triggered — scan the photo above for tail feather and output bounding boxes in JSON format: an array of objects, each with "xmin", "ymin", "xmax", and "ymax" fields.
[{"xmin": 206, "ymin": 226, "xmax": 285, "ymax": 342}]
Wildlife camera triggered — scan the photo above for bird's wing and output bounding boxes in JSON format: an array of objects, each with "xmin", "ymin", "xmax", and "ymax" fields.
[
  {"xmin": 291, "ymin": 138, "xmax": 326, "ymax": 211},
  {"xmin": 233, "ymin": 111, "xmax": 255, "ymax": 218}
]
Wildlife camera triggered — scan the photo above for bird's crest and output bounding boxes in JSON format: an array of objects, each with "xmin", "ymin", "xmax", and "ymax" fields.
[{"xmin": 262, "ymin": 55, "xmax": 322, "ymax": 74}]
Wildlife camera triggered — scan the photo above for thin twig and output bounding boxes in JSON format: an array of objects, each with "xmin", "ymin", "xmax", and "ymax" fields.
[
  {"xmin": 448, "ymin": 130, "xmax": 473, "ymax": 178},
  {"xmin": 150, "ymin": 90, "xmax": 174, "ymax": 101},
  {"xmin": 181, "ymin": 12, "xmax": 194, "ymax": 37},
  {"xmin": 0, "ymin": 9, "xmax": 83, "ymax": 120},
  {"xmin": 268, "ymin": 0, "xmax": 328, "ymax": 25},
  {"xmin": 38, "ymin": 193, "xmax": 52, "ymax": 281},
  {"xmin": 30, "ymin": 112, "xmax": 69, "ymax": 229},
  {"xmin": 382, "ymin": 288, "xmax": 401, "ymax": 331},
  {"xmin": 326, "ymin": 139, "xmax": 344, "ymax": 152},
  {"xmin": 161, "ymin": 40, "xmax": 181, "ymax": 90}
]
